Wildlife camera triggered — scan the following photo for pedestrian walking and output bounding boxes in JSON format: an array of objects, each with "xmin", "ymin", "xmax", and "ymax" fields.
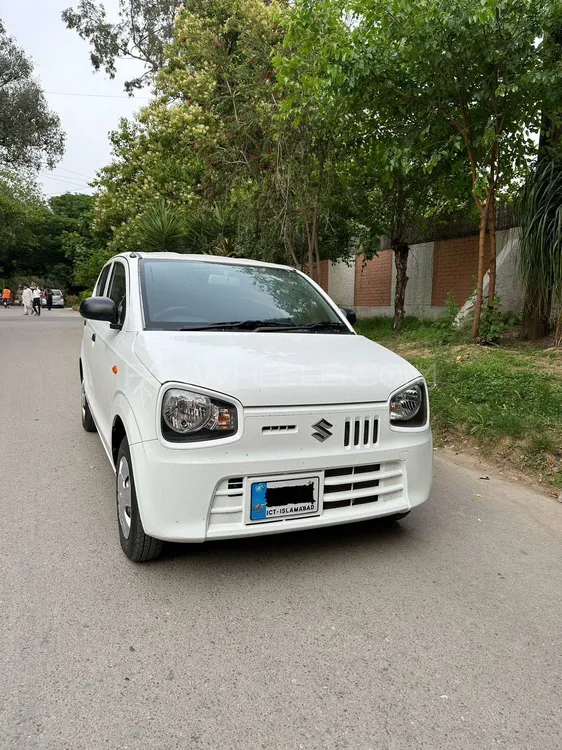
[
  {"xmin": 45, "ymin": 286, "xmax": 53, "ymax": 311},
  {"xmin": 2, "ymin": 287, "xmax": 10, "ymax": 308},
  {"xmin": 22, "ymin": 285, "xmax": 33, "ymax": 315},
  {"xmin": 32, "ymin": 286, "xmax": 42, "ymax": 316}
]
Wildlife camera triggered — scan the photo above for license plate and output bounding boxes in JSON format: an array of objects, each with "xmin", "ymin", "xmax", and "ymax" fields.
[{"xmin": 250, "ymin": 476, "xmax": 320, "ymax": 522}]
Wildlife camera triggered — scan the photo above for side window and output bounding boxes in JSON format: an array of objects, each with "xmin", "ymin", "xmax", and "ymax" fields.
[
  {"xmin": 107, "ymin": 262, "xmax": 127, "ymax": 326},
  {"xmin": 95, "ymin": 265, "xmax": 111, "ymax": 297}
]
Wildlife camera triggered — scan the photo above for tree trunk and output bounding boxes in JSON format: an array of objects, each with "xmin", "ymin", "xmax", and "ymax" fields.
[
  {"xmin": 471, "ymin": 200, "xmax": 490, "ymax": 340},
  {"xmin": 311, "ymin": 207, "xmax": 320, "ymax": 282},
  {"xmin": 521, "ymin": 293, "xmax": 552, "ymax": 340},
  {"xmin": 305, "ymin": 218, "xmax": 314, "ymax": 281},
  {"xmin": 284, "ymin": 227, "xmax": 300, "ymax": 269},
  {"xmin": 487, "ymin": 190, "xmax": 497, "ymax": 305},
  {"xmin": 306, "ymin": 241, "xmax": 314, "ymax": 280},
  {"xmin": 313, "ymin": 228, "xmax": 321, "ymax": 285},
  {"xmin": 393, "ymin": 241, "xmax": 409, "ymax": 331}
]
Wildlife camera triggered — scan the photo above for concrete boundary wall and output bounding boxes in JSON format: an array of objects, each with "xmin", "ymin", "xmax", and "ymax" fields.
[{"xmin": 325, "ymin": 230, "xmax": 523, "ymax": 320}]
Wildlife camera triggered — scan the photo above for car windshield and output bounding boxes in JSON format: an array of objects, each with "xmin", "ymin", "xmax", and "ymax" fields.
[{"xmin": 140, "ymin": 259, "xmax": 348, "ymax": 332}]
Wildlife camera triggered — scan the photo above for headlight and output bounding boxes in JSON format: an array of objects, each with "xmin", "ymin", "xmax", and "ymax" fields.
[
  {"xmin": 390, "ymin": 383, "xmax": 424, "ymax": 425},
  {"xmin": 162, "ymin": 388, "xmax": 238, "ymax": 442}
]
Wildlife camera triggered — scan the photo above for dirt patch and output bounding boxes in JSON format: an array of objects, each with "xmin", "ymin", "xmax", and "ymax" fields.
[
  {"xmin": 386, "ymin": 342, "xmax": 433, "ymax": 359},
  {"xmin": 435, "ymin": 428, "xmax": 562, "ymax": 497}
]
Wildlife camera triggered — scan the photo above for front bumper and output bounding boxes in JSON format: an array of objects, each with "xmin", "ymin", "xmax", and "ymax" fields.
[{"xmin": 130, "ymin": 402, "xmax": 433, "ymax": 542}]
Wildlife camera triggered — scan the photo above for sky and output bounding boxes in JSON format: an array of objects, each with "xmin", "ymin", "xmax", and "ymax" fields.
[{"xmin": 2, "ymin": 0, "xmax": 148, "ymax": 197}]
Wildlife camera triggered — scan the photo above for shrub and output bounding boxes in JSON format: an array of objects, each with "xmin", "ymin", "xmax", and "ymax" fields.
[{"xmin": 479, "ymin": 296, "xmax": 508, "ymax": 344}]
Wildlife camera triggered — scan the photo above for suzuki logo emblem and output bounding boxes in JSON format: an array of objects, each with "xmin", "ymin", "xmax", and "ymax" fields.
[{"xmin": 311, "ymin": 419, "xmax": 333, "ymax": 442}]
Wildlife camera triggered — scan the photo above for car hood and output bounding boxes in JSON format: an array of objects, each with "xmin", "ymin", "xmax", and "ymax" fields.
[{"xmin": 133, "ymin": 331, "xmax": 421, "ymax": 407}]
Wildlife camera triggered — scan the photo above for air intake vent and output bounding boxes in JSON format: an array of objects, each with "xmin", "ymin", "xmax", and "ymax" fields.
[
  {"xmin": 324, "ymin": 464, "xmax": 380, "ymax": 509},
  {"xmin": 344, "ymin": 417, "xmax": 378, "ymax": 448},
  {"xmin": 262, "ymin": 425, "xmax": 297, "ymax": 434},
  {"xmin": 227, "ymin": 478, "xmax": 244, "ymax": 495},
  {"xmin": 322, "ymin": 462, "xmax": 403, "ymax": 511}
]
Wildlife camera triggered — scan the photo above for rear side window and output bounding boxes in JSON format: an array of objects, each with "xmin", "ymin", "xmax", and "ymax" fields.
[
  {"xmin": 107, "ymin": 262, "xmax": 127, "ymax": 326},
  {"xmin": 95, "ymin": 265, "xmax": 111, "ymax": 297}
]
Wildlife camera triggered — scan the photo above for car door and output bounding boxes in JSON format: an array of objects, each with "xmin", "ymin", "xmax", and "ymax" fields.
[
  {"xmin": 82, "ymin": 263, "xmax": 112, "ymax": 427},
  {"xmin": 89, "ymin": 259, "xmax": 129, "ymax": 450}
]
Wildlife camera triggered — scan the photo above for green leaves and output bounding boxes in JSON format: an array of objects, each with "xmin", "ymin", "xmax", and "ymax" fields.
[
  {"xmin": 138, "ymin": 198, "xmax": 187, "ymax": 252},
  {"xmin": 0, "ymin": 24, "xmax": 65, "ymax": 169},
  {"xmin": 517, "ymin": 156, "xmax": 562, "ymax": 320}
]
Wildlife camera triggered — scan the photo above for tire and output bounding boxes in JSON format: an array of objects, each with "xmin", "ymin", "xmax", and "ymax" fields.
[
  {"xmin": 116, "ymin": 437, "xmax": 163, "ymax": 562},
  {"xmin": 81, "ymin": 378, "xmax": 97, "ymax": 433}
]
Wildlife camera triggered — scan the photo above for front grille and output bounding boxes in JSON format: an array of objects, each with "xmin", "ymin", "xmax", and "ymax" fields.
[
  {"xmin": 208, "ymin": 477, "xmax": 245, "ymax": 526},
  {"xmin": 323, "ymin": 462, "xmax": 403, "ymax": 510},
  {"xmin": 262, "ymin": 425, "xmax": 297, "ymax": 434},
  {"xmin": 208, "ymin": 461, "xmax": 404, "ymax": 529},
  {"xmin": 344, "ymin": 417, "xmax": 378, "ymax": 449},
  {"xmin": 227, "ymin": 478, "xmax": 243, "ymax": 494}
]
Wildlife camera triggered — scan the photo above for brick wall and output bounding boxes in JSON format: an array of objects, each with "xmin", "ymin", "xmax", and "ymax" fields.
[
  {"xmin": 354, "ymin": 251, "xmax": 393, "ymax": 307},
  {"xmin": 432, "ymin": 235, "xmax": 490, "ymax": 307}
]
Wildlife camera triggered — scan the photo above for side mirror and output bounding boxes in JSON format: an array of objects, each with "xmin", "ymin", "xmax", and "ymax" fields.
[
  {"xmin": 80, "ymin": 296, "xmax": 119, "ymax": 326},
  {"xmin": 341, "ymin": 307, "xmax": 357, "ymax": 326}
]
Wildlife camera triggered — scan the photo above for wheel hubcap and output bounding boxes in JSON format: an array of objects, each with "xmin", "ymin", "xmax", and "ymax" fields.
[
  {"xmin": 81, "ymin": 381, "xmax": 86, "ymax": 418},
  {"xmin": 117, "ymin": 456, "xmax": 132, "ymax": 539}
]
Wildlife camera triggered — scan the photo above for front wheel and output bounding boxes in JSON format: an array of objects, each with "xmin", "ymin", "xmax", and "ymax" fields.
[
  {"xmin": 81, "ymin": 379, "xmax": 97, "ymax": 432},
  {"xmin": 116, "ymin": 438, "xmax": 163, "ymax": 562}
]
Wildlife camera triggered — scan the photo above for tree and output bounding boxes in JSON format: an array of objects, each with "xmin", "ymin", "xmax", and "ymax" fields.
[
  {"xmin": 0, "ymin": 187, "xmax": 99, "ymax": 290},
  {"xmin": 93, "ymin": 108, "xmax": 210, "ymax": 251},
  {"xmin": 276, "ymin": 11, "xmax": 377, "ymax": 279},
  {"xmin": 91, "ymin": 0, "xmax": 358, "ymax": 272},
  {"xmin": 283, "ymin": 0, "xmax": 562, "ymax": 337},
  {"xmin": 277, "ymin": 5, "xmax": 470, "ymax": 322},
  {"xmin": 0, "ymin": 22, "xmax": 65, "ymax": 168},
  {"xmin": 0, "ymin": 169, "xmax": 44, "ymax": 279},
  {"xmin": 350, "ymin": 149, "xmax": 472, "ymax": 330},
  {"xmin": 93, "ymin": 0, "xmax": 283, "ymax": 256},
  {"xmin": 62, "ymin": 0, "xmax": 182, "ymax": 92}
]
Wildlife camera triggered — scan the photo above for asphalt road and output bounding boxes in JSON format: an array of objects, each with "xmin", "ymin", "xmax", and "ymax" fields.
[{"xmin": 1, "ymin": 307, "xmax": 561, "ymax": 750}]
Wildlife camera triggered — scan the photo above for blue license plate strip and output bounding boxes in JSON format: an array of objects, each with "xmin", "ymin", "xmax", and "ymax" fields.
[{"xmin": 250, "ymin": 476, "xmax": 320, "ymax": 522}]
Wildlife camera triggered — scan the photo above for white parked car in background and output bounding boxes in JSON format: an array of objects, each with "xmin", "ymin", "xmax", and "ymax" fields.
[{"xmin": 80, "ymin": 253, "xmax": 432, "ymax": 561}]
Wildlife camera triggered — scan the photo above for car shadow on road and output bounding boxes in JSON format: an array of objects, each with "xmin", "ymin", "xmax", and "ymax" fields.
[{"xmin": 158, "ymin": 516, "xmax": 415, "ymax": 568}]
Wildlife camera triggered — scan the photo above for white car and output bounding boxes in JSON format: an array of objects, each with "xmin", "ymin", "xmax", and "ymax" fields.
[{"xmin": 80, "ymin": 253, "xmax": 432, "ymax": 562}]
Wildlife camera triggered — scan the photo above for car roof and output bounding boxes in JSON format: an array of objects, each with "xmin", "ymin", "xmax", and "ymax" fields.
[{"xmin": 115, "ymin": 252, "xmax": 295, "ymax": 273}]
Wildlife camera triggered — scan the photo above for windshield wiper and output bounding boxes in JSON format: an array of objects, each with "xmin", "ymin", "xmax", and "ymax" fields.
[
  {"xmin": 178, "ymin": 320, "xmax": 350, "ymax": 333},
  {"xmin": 254, "ymin": 321, "xmax": 351, "ymax": 333},
  {"xmin": 178, "ymin": 320, "xmax": 295, "ymax": 331}
]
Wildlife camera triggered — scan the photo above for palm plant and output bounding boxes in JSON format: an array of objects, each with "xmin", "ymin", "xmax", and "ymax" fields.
[
  {"xmin": 138, "ymin": 198, "xmax": 186, "ymax": 252},
  {"xmin": 517, "ymin": 157, "xmax": 562, "ymax": 342},
  {"xmin": 184, "ymin": 204, "xmax": 238, "ymax": 256}
]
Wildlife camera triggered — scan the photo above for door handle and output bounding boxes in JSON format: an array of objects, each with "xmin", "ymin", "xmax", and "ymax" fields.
[{"xmin": 91, "ymin": 333, "xmax": 96, "ymax": 342}]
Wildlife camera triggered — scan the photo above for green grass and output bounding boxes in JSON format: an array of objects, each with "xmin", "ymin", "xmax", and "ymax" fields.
[
  {"xmin": 356, "ymin": 317, "xmax": 562, "ymax": 488},
  {"xmin": 356, "ymin": 315, "xmax": 471, "ymax": 347}
]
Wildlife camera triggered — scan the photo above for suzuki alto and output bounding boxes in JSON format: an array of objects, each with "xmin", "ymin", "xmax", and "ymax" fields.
[{"xmin": 80, "ymin": 253, "xmax": 432, "ymax": 561}]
